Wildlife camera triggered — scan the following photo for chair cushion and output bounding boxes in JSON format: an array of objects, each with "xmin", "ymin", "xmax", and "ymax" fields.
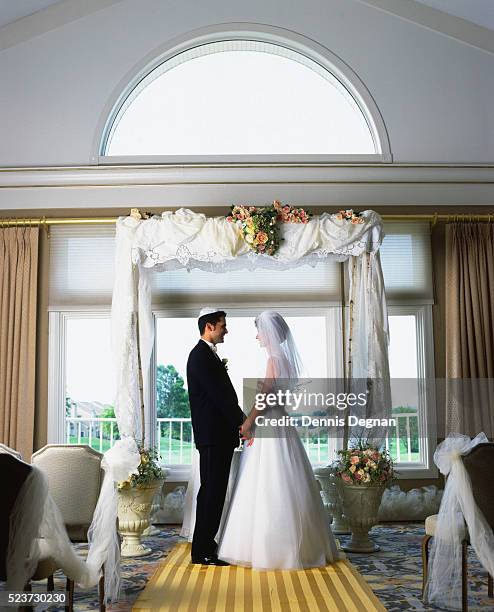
[{"xmin": 425, "ymin": 514, "xmax": 438, "ymax": 535}]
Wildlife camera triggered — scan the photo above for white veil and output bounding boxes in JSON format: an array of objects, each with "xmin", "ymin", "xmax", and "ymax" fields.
[{"xmin": 255, "ymin": 311, "xmax": 303, "ymax": 380}]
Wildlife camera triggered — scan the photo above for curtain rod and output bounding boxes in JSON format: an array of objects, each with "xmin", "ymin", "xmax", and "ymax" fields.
[{"xmin": 0, "ymin": 211, "xmax": 493, "ymax": 226}]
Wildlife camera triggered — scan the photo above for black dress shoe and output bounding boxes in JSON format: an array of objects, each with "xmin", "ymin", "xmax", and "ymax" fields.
[{"xmin": 191, "ymin": 555, "xmax": 230, "ymax": 566}]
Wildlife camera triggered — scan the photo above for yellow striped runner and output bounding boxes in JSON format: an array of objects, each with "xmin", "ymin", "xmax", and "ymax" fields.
[{"xmin": 132, "ymin": 543, "xmax": 385, "ymax": 611}]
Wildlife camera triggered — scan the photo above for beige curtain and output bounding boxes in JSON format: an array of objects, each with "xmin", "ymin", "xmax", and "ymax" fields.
[
  {"xmin": 445, "ymin": 222, "xmax": 494, "ymax": 437},
  {"xmin": 0, "ymin": 226, "xmax": 39, "ymax": 459}
]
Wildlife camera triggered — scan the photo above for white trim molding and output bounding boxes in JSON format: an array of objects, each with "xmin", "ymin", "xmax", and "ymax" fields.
[{"xmin": 1, "ymin": 163, "xmax": 494, "ymax": 210}]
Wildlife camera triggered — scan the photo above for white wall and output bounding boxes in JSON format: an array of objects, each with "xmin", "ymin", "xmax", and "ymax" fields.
[{"xmin": 0, "ymin": 0, "xmax": 493, "ymax": 167}]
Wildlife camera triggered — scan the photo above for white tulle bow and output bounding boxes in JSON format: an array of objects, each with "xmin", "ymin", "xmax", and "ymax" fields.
[{"xmin": 425, "ymin": 432, "xmax": 494, "ymax": 610}]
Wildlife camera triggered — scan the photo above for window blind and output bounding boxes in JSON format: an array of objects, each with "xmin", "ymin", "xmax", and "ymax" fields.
[
  {"xmin": 380, "ymin": 222, "xmax": 434, "ymax": 304},
  {"xmin": 48, "ymin": 224, "xmax": 340, "ymax": 307},
  {"xmin": 48, "ymin": 220, "xmax": 433, "ymax": 308}
]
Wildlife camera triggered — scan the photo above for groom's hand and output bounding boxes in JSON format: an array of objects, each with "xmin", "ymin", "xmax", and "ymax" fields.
[{"xmin": 239, "ymin": 423, "xmax": 251, "ymax": 438}]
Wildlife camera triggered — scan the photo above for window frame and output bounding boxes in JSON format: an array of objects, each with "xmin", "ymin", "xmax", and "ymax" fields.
[
  {"xmin": 93, "ymin": 24, "xmax": 392, "ymax": 166},
  {"xmin": 387, "ymin": 304, "xmax": 438, "ymax": 479}
]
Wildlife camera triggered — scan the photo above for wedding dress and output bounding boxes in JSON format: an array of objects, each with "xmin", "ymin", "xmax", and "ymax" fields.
[{"xmin": 216, "ymin": 311, "xmax": 342, "ymax": 570}]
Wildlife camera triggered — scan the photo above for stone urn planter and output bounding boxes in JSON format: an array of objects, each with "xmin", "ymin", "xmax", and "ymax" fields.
[
  {"xmin": 313, "ymin": 465, "xmax": 351, "ymax": 534},
  {"xmin": 340, "ymin": 484, "xmax": 385, "ymax": 552},
  {"xmin": 117, "ymin": 478, "xmax": 165, "ymax": 557}
]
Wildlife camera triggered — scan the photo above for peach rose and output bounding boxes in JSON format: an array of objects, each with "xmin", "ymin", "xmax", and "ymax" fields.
[{"xmin": 256, "ymin": 232, "xmax": 269, "ymax": 244}]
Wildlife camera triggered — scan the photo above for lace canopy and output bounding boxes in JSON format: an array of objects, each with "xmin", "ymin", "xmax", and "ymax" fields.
[{"xmin": 111, "ymin": 208, "xmax": 391, "ymax": 441}]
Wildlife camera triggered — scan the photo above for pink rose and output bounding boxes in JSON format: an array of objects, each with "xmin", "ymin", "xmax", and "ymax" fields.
[
  {"xmin": 226, "ymin": 216, "xmax": 233, "ymax": 222},
  {"xmin": 354, "ymin": 471, "xmax": 362, "ymax": 480},
  {"xmin": 342, "ymin": 473, "xmax": 351, "ymax": 483},
  {"xmin": 257, "ymin": 244, "xmax": 266, "ymax": 251},
  {"xmin": 350, "ymin": 455, "xmax": 360, "ymax": 465}
]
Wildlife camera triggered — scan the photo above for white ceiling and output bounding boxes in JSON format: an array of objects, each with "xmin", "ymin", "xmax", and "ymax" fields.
[
  {"xmin": 0, "ymin": 0, "xmax": 63, "ymax": 29},
  {"xmin": 414, "ymin": 0, "xmax": 494, "ymax": 31},
  {"xmin": 0, "ymin": 0, "xmax": 493, "ymax": 32}
]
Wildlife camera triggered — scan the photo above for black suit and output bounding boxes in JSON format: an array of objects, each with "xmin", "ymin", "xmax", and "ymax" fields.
[{"xmin": 186, "ymin": 339, "xmax": 245, "ymax": 558}]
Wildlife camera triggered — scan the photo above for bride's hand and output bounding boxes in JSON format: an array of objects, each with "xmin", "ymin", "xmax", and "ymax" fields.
[{"xmin": 240, "ymin": 423, "xmax": 254, "ymax": 445}]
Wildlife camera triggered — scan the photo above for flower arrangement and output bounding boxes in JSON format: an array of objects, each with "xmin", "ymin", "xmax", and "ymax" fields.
[
  {"xmin": 337, "ymin": 443, "xmax": 394, "ymax": 486},
  {"xmin": 226, "ymin": 200, "xmax": 311, "ymax": 255},
  {"xmin": 272, "ymin": 200, "xmax": 311, "ymax": 224},
  {"xmin": 335, "ymin": 209, "xmax": 365, "ymax": 224},
  {"xmin": 118, "ymin": 446, "xmax": 163, "ymax": 490}
]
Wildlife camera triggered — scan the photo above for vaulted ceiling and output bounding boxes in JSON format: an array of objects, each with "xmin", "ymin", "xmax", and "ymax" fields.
[
  {"xmin": 0, "ymin": 0, "xmax": 63, "ymax": 28},
  {"xmin": 1, "ymin": 0, "xmax": 493, "ymax": 32}
]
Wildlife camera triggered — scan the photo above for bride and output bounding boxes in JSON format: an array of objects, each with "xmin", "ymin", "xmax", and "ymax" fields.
[{"xmin": 216, "ymin": 310, "xmax": 342, "ymax": 570}]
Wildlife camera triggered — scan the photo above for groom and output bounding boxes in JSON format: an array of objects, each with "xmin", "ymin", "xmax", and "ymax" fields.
[{"xmin": 187, "ymin": 307, "xmax": 246, "ymax": 565}]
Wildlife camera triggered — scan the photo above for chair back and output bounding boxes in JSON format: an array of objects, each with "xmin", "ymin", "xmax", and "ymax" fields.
[
  {"xmin": 0, "ymin": 455, "xmax": 32, "ymax": 580},
  {"xmin": 0, "ymin": 443, "xmax": 22, "ymax": 460},
  {"xmin": 462, "ymin": 442, "xmax": 494, "ymax": 531},
  {"xmin": 31, "ymin": 445, "xmax": 103, "ymax": 542}
]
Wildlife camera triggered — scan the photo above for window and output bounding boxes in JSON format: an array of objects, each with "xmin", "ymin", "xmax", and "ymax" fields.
[
  {"xmin": 154, "ymin": 310, "xmax": 339, "ymax": 468},
  {"xmin": 49, "ymin": 312, "xmax": 118, "ymax": 452},
  {"xmin": 386, "ymin": 305, "xmax": 437, "ymax": 477},
  {"xmin": 100, "ymin": 37, "xmax": 389, "ymax": 161}
]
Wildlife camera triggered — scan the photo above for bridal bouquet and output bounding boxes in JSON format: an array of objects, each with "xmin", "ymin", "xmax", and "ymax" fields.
[
  {"xmin": 226, "ymin": 200, "xmax": 311, "ymax": 255},
  {"xmin": 337, "ymin": 444, "xmax": 394, "ymax": 486},
  {"xmin": 118, "ymin": 446, "xmax": 164, "ymax": 489}
]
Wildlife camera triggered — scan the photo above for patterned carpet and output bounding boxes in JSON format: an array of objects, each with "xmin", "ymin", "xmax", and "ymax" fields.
[{"xmin": 29, "ymin": 524, "xmax": 493, "ymax": 611}]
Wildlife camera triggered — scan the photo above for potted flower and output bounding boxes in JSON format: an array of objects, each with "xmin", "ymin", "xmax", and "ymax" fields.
[
  {"xmin": 337, "ymin": 443, "xmax": 394, "ymax": 552},
  {"xmin": 117, "ymin": 447, "xmax": 166, "ymax": 557}
]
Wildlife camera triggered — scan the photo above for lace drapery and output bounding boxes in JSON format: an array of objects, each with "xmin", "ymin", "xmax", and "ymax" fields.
[{"xmin": 111, "ymin": 208, "xmax": 390, "ymax": 442}]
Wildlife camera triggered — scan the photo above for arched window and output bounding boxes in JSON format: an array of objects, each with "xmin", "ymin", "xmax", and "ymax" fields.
[{"xmin": 101, "ymin": 38, "xmax": 389, "ymax": 161}]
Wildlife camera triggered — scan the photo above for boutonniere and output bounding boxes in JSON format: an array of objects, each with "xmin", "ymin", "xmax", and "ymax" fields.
[{"xmin": 221, "ymin": 358, "xmax": 229, "ymax": 370}]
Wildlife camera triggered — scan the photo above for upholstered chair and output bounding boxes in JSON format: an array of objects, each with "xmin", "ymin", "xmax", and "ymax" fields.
[
  {"xmin": 31, "ymin": 444, "xmax": 105, "ymax": 610},
  {"xmin": 422, "ymin": 442, "xmax": 494, "ymax": 611}
]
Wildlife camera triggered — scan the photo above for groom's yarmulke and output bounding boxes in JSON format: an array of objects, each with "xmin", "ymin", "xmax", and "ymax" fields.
[{"xmin": 198, "ymin": 307, "xmax": 223, "ymax": 319}]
